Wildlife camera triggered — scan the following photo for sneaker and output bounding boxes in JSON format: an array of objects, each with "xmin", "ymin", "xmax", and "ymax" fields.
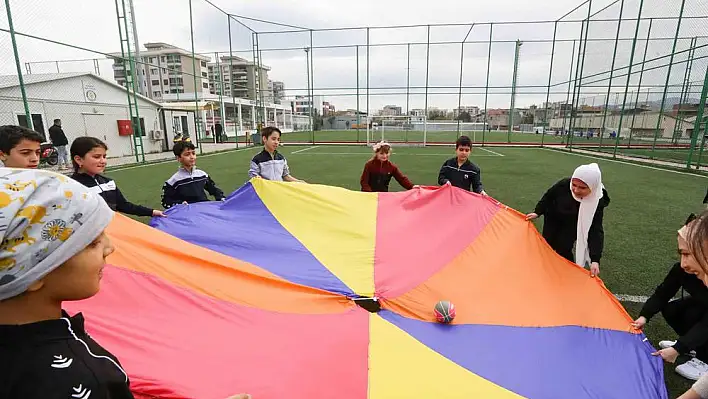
[
  {"xmin": 659, "ymin": 340, "xmax": 676, "ymax": 349},
  {"xmin": 676, "ymin": 358, "xmax": 708, "ymax": 381},
  {"xmin": 659, "ymin": 340, "xmax": 697, "ymax": 357}
]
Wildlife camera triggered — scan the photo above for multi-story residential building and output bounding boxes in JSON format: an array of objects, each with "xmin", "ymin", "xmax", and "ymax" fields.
[
  {"xmin": 108, "ymin": 42, "xmax": 211, "ymax": 101},
  {"xmin": 271, "ymin": 81, "xmax": 285, "ymax": 104},
  {"xmin": 207, "ymin": 55, "xmax": 272, "ymax": 103},
  {"xmin": 453, "ymin": 105, "xmax": 480, "ymax": 118},
  {"xmin": 381, "ymin": 105, "xmax": 402, "ymax": 116}
]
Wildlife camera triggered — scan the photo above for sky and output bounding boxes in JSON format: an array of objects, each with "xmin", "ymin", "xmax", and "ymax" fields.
[{"xmin": 1, "ymin": 0, "xmax": 705, "ymax": 112}]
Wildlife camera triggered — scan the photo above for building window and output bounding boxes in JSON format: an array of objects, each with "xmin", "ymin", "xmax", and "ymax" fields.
[
  {"xmin": 202, "ymin": 72, "xmax": 208, "ymax": 78},
  {"xmin": 169, "ymin": 78, "xmax": 183, "ymax": 86},
  {"xmin": 153, "ymin": 91, "xmax": 161, "ymax": 97},
  {"xmin": 151, "ymin": 80, "xmax": 160, "ymax": 86},
  {"xmin": 202, "ymin": 82, "xmax": 209, "ymax": 89},
  {"xmin": 200, "ymin": 61, "xmax": 207, "ymax": 67},
  {"xmin": 150, "ymin": 68, "xmax": 158, "ymax": 75},
  {"xmin": 161, "ymin": 56, "xmax": 166, "ymax": 62},
  {"xmin": 163, "ymin": 79, "xmax": 169, "ymax": 85}
]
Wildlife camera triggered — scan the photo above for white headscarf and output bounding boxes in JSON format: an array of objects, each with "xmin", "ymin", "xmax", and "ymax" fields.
[{"xmin": 570, "ymin": 163, "xmax": 604, "ymax": 268}]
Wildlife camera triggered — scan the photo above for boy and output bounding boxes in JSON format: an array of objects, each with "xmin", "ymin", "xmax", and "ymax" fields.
[
  {"xmin": 162, "ymin": 141, "xmax": 225, "ymax": 208},
  {"xmin": 438, "ymin": 135, "xmax": 487, "ymax": 195},
  {"xmin": 0, "ymin": 168, "xmax": 251, "ymax": 399},
  {"xmin": 248, "ymin": 126, "xmax": 305, "ymax": 182},
  {"xmin": 0, "ymin": 125, "xmax": 43, "ymax": 168}
]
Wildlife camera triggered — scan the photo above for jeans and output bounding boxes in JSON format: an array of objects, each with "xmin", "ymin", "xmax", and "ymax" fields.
[{"xmin": 56, "ymin": 145, "xmax": 69, "ymax": 166}]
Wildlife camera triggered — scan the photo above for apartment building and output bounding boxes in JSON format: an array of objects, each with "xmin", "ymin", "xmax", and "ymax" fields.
[
  {"xmin": 206, "ymin": 55, "xmax": 272, "ymax": 103},
  {"xmin": 108, "ymin": 42, "xmax": 211, "ymax": 101},
  {"xmin": 271, "ymin": 81, "xmax": 285, "ymax": 104}
]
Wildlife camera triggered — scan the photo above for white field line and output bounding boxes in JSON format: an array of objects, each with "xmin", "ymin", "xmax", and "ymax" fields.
[
  {"xmin": 291, "ymin": 146, "xmax": 319, "ymax": 154},
  {"xmin": 478, "ymin": 147, "xmax": 505, "ymax": 157},
  {"xmin": 546, "ymin": 148, "xmax": 708, "ymax": 179},
  {"xmin": 108, "ymin": 146, "xmax": 259, "ymax": 173},
  {"xmin": 615, "ymin": 294, "xmax": 649, "ymax": 303},
  {"xmin": 292, "ymin": 152, "xmax": 500, "ymax": 157}
]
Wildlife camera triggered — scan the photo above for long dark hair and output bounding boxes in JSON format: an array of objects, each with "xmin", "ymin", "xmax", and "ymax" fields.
[{"xmin": 70, "ymin": 136, "xmax": 107, "ymax": 172}]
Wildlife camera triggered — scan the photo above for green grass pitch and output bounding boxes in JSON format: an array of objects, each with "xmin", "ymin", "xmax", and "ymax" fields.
[{"xmin": 107, "ymin": 144, "xmax": 706, "ymax": 397}]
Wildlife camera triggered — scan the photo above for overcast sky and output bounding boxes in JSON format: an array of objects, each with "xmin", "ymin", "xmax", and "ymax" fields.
[{"xmin": 1, "ymin": 0, "xmax": 704, "ymax": 111}]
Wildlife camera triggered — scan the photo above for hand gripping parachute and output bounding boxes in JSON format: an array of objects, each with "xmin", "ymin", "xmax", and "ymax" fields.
[{"xmin": 66, "ymin": 179, "xmax": 668, "ymax": 398}]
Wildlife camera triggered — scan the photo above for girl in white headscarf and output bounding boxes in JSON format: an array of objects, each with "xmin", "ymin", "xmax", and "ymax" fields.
[{"xmin": 526, "ymin": 163, "xmax": 610, "ymax": 276}]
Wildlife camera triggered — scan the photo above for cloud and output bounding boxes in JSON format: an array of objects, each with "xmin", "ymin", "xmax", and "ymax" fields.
[{"xmin": 3, "ymin": 0, "xmax": 702, "ymax": 113}]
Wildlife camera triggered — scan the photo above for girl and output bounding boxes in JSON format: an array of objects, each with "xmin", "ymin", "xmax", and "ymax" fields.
[
  {"xmin": 633, "ymin": 214, "xmax": 708, "ymax": 381},
  {"xmin": 526, "ymin": 163, "xmax": 610, "ymax": 276},
  {"xmin": 655, "ymin": 212, "xmax": 708, "ymax": 399},
  {"xmin": 70, "ymin": 137, "xmax": 165, "ymax": 218},
  {"xmin": 360, "ymin": 141, "xmax": 415, "ymax": 192},
  {"xmin": 0, "ymin": 168, "xmax": 250, "ymax": 399}
]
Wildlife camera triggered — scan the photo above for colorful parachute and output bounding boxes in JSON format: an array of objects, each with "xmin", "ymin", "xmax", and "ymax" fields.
[{"xmin": 66, "ymin": 179, "xmax": 668, "ymax": 398}]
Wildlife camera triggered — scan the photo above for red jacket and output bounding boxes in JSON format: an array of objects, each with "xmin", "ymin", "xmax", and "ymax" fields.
[{"xmin": 360, "ymin": 159, "xmax": 414, "ymax": 192}]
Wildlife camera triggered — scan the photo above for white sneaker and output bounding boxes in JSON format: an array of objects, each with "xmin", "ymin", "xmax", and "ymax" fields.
[
  {"xmin": 676, "ymin": 358, "xmax": 708, "ymax": 381},
  {"xmin": 659, "ymin": 340, "xmax": 697, "ymax": 356},
  {"xmin": 659, "ymin": 340, "xmax": 676, "ymax": 349}
]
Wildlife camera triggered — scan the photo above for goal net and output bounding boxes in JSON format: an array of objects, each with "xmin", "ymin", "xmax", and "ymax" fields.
[{"xmin": 366, "ymin": 115, "xmax": 488, "ymax": 145}]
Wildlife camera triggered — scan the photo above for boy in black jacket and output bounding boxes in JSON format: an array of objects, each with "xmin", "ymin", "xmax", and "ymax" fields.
[
  {"xmin": 0, "ymin": 168, "xmax": 132, "ymax": 398},
  {"xmin": 438, "ymin": 135, "xmax": 487, "ymax": 195},
  {"xmin": 0, "ymin": 169, "xmax": 251, "ymax": 399},
  {"xmin": 70, "ymin": 137, "xmax": 164, "ymax": 218},
  {"xmin": 162, "ymin": 141, "xmax": 224, "ymax": 208}
]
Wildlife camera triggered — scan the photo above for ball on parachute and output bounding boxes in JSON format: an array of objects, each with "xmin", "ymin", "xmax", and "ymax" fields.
[{"xmin": 433, "ymin": 300, "xmax": 456, "ymax": 324}]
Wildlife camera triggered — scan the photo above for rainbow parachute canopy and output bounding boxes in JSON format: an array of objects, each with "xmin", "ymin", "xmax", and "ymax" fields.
[{"xmin": 68, "ymin": 179, "xmax": 668, "ymax": 398}]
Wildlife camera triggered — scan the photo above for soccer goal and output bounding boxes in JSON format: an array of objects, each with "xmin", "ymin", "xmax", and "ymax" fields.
[
  {"xmin": 366, "ymin": 115, "xmax": 428, "ymax": 146},
  {"xmin": 365, "ymin": 115, "xmax": 488, "ymax": 146}
]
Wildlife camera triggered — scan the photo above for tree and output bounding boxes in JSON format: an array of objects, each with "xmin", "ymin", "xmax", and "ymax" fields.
[{"xmin": 457, "ymin": 111, "xmax": 472, "ymax": 123}]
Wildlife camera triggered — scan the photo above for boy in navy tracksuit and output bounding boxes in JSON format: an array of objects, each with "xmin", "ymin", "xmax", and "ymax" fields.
[
  {"xmin": 161, "ymin": 141, "xmax": 225, "ymax": 208},
  {"xmin": 438, "ymin": 135, "xmax": 487, "ymax": 195},
  {"xmin": 248, "ymin": 127, "xmax": 305, "ymax": 182}
]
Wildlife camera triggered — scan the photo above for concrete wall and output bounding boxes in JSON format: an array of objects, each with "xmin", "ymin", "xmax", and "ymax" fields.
[{"xmin": 0, "ymin": 75, "xmax": 165, "ymax": 158}]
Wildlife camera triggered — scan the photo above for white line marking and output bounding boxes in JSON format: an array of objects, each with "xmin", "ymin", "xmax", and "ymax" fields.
[
  {"xmin": 546, "ymin": 148, "xmax": 708, "ymax": 179},
  {"xmin": 615, "ymin": 294, "xmax": 649, "ymax": 303},
  {"xmin": 293, "ymin": 152, "xmax": 500, "ymax": 157},
  {"xmin": 478, "ymin": 147, "xmax": 505, "ymax": 157},
  {"xmin": 107, "ymin": 146, "xmax": 258, "ymax": 173},
  {"xmin": 291, "ymin": 146, "xmax": 319, "ymax": 154}
]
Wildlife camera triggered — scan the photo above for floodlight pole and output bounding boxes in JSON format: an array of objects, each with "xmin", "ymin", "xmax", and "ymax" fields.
[
  {"xmin": 5, "ymin": 0, "xmax": 32, "ymax": 130},
  {"xmin": 541, "ymin": 21, "xmax": 558, "ymax": 146},
  {"xmin": 613, "ymin": 0, "xmax": 644, "ymax": 157},
  {"xmin": 508, "ymin": 39, "xmax": 522, "ymax": 143},
  {"xmin": 650, "ymin": 0, "xmax": 686, "ymax": 157},
  {"xmin": 599, "ymin": 0, "xmax": 625, "ymax": 151},
  {"xmin": 627, "ymin": 18, "xmax": 652, "ymax": 148},
  {"xmin": 482, "ymin": 23, "xmax": 493, "ymax": 146}
]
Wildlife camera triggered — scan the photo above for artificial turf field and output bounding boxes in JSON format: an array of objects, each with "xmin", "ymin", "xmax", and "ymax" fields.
[{"xmin": 108, "ymin": 144, "xmax": 707, "ymax": 397}]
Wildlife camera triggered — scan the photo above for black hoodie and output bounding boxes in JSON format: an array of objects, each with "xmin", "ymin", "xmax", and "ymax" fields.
[
  {"xmin": 0, "ymin": 311, "xmax": 134, "ymax": 398},
  {"xmin": 71, "ymin": 172, "xmax": 153, "ymax": 217}
]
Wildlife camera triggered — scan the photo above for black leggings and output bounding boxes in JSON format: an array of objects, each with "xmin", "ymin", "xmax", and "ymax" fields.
[{"xmin": 662, "ymin": 297, "xmax": 708, "ymax": 361}]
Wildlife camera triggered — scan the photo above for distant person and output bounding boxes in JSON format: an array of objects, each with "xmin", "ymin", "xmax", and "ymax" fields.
[
  {"xmin": 526, "ymin": 163, "xmax": 609, "ymax": 276},
  {"xmin": 215, "ymin": 123, "xmax": 224, "ymax": 143},
  {"xmin": 0, "ymin": 125, "xmax": 43, "ymax": 169},
  {"xmin": 70, "ymin": 137, "xmax": 165, "ymax": 218},
  {"xmin": 48, "ymin": 119, "xmax": 70, "ymax": 170},
  {"xmin": 162, "ymin": 140, "xmax": 225, "ymax": 208},
  {"xmin": 248, "ymin": 126, "xmax": 305, "ymax": 182},
  {"xmin": 360, "ymin": 141, "xmax": 415, "ymax": 192},
  {"xmin": 633, "ymin": 215, "xmax": 708, "ymax": 382},
  {"xmin": 437, "ymin": 135, "xmax": 487, "ymax": 195}
]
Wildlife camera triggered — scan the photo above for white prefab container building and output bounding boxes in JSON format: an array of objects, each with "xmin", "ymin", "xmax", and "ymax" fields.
[{"xmin": 0, "ymin": 72, "xmax": 166, "ymax": 158}]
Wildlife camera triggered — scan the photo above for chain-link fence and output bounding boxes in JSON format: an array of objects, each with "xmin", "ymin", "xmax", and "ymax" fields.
[{"xmin": 2, "ymin": 0, "xmax": 708, "ymax": 168}]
